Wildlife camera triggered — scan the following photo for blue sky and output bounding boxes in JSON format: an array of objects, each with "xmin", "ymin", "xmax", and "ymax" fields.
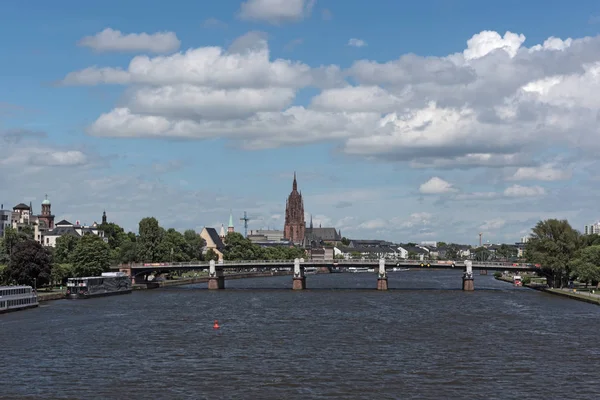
[{"xmin": 2, "ymin": 0, "xmax": 600, "ymax": 245}]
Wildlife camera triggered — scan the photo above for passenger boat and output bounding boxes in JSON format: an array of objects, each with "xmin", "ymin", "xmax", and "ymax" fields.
[
  {"xmin": 66, "ymin": 272, "xmax": 132, "ymax": 299},
  {"xmin": 348, "ymin": 267, "xmax": 369, "ymax": 273},
  {"xmin": 304, "ymin": 267, "xmax": 318, "ymax": 275},
  {"xmin": 513, "ymin": 275, "xmax": 523, "ymax": 286},
  {"xmin": 0, "ymin": 285, "xmax": 39, "ymax": 314}
]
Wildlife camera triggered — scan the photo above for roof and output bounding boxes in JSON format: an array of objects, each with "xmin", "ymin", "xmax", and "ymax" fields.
[
  {"xmin": 306, "ymin": 227, "xmax": 341, "ymax": 241},
  {"xmin": 55, "ymin": 219, "xmax": 73, "ymax": 226},
  {"xmin": 228, "ymin": 212, "xmax": 234, "ymax": 228},
  {"xmin": 42, "ymin": 195, "xmax": 51, "ymax": 205},
  {"xmin": 13, "ymin": 203, "xmax": 30, "ymax": 210},
  {"xmin": 205, "ymin": 227, "xmax": 224, "ymax": 249},
  {"xmin": 46, "ymin": 226, "xmax": 101, "ymax": 237}
]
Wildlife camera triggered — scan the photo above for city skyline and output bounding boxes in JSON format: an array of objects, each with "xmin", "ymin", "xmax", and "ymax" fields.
[{"xmin": 3, "ymin": 0, "xmax": 600, "ymax": 244}]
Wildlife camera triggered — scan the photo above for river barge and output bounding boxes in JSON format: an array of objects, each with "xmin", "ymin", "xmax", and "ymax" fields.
[
  {"xmin": 0, "ymin": 285, "xmax": 39, "ymax": 314},
  {"xmin": 66, "ymin": 272, "xmax": 132, "ymax": 299}
]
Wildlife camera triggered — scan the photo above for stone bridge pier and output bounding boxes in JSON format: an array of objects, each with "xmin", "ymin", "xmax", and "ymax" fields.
[
  {"xmin": 462, "ymin": 260, "xmax": 474, "ymax": 291},
  {"xmin": 377, "ymin": 258, "xmax": 388, "ymax": 290},
  {"xmin": 208, "ymin": 260, "xmax": 225, "ymax": 290},
  {"xmin": 292, "ymin": 258, "xmax": 306, "ymax": 290}
]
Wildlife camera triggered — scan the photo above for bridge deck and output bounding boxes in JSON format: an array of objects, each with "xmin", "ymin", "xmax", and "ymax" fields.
[{"xmin": 113, "ymin": 260, "xmax": 540, "ymax": 272}]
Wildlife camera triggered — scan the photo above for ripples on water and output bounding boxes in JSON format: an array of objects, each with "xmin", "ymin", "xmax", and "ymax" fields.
[{"xmin": 1, "ymin": 270, "xmax": 599, "ymax": 399}]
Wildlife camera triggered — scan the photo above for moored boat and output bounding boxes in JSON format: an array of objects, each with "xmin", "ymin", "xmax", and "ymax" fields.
[
  {"xmin": 0, "ymin": 285, "xmax": 39, "ymax": 314},
  {"xmin": 66, "ymin": 272, "xmax": 132, "ymax": 299}
]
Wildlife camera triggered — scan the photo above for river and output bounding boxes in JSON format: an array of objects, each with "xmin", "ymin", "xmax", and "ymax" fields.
[{"xmin": 1, "ymin": 270, "xmax": 599, "ymax": 399}]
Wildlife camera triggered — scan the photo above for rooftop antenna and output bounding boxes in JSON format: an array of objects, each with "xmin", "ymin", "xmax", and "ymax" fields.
[{"xmin": 240, "ymin": 211, "xmax": 251, "ymax": 238}]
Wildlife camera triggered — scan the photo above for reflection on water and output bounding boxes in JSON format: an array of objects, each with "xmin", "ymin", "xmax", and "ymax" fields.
[{"xmin": 1, "ymin": 270, "xmax": 599, "ymax": 399}]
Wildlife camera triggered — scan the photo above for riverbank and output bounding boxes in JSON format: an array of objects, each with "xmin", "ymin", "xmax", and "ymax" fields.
[{"xmin": 495, "ymin": 275, "xmax": 600, "ymax": 305}]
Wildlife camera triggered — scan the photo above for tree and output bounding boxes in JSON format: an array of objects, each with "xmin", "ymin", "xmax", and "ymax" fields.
[
  {"xmin": 223, "ymin": 232, "xmax": 263, "ymax": 260},
  {"xmin": 445, "ymin": 245, "xmax": 459, "ymax": 260},
  {"xmin": 53, "ymin": 234, "xmax": 80, "ymax": 264},
  {"xmin": 526, "ymin": 219, "xmax": 581, "ymax": 288},
  {"xmin": 205, "ymin": 248, "xmax": 219, "ymax": 262},
  {"xmin": 2, "ymin": 227, "xmax": 25, "ymax": 259},
  {"xmin": 71, "ymin": 234, "xmax": 110, "ymax": 277},
  {"xmin": 5, "ymin": 240, "xmax": 52, "ymax": 287},
  {"xmin": 183, "ymin": 229, "xmax": 205, "ymax": 261},
  {"xmin": 137, "ymin": 217, "xmax": 164, "ymax": 262},
  {"xmin": 341, "ymin": 237, "xmax": 350, "ymax": 246},
  {"xmin": 51, "ymin": 263, "xmax": 75, "ymax": 287},
  {"xmin": 98, "ymin": 222, "xmax": 127, "ymax": 250},
  {"xmin": 19, "ymin": 225, "xmax": 35, "ymax": 240},
  {"xmin": 570, "ymin": 245, "xmax": 600, "ymax": 287}
]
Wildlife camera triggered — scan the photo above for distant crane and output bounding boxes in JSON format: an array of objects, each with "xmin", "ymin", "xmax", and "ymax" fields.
[{"xmin": 240, "ymin": 211, "xmax": 251, "ymax": 238}]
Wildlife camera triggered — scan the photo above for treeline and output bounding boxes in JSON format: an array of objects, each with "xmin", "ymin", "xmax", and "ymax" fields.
[
  {"xmin": 220, "ymin": 232, "xmax": 306, "ymax": 261},
  {"xmin": 0, "ymin": 217, "xmax": 307, "ymax": 287},
  {"xmin": 0, "ymin": 217, "xmax": 205, "ymax": 287},
  {"xmin": 526, "ymin": 219, "xmax": 600, "ymax": 288}
]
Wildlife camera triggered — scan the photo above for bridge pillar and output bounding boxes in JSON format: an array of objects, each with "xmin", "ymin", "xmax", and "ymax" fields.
[
  {"xmin": 377, "ymin": 258, "xmax": 388, "ymax": 290},
  {"xmin": 208, "ymin": 260, "xmax": 224, "ymax": 290},
  {"xmin": 292, "ymin": 258, "xmax": 306, "ymax": 290},
  {"xmin": 462, "ymin": 260, "xmax": 474, "ymax": 291}
]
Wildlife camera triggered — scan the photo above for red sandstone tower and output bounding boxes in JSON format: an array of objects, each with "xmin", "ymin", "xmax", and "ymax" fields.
[{"xmin": 284, "ymin": 172, "xmax": 305, "ymax": 245}]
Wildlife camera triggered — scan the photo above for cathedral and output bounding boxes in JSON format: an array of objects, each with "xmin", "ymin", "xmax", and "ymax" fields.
[
  {"xmin": 283, "ymin": 173, "xmax": 342, "ymax": 247},
  {"xmin": 284, "ymin": 173, "xmax": 305, "ymax": 244}
]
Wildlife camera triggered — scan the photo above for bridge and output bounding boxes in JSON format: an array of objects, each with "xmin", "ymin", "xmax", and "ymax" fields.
[{"xmin": 114, "ymin": 259, "xmax": 540, "ymax": 291}]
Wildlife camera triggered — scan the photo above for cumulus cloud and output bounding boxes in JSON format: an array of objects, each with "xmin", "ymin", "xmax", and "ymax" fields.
[
  {"xmin": 238, "ymin": 0, "xmax": 315, "ymax": 24},
  {"xmin": 348, "ymin": 38, "xmax": 367, "ymax": 47},
  {"xmin": 56, "ymin": 28, "xmax": 600, "ymax": 178},
  {"xmin": 77, "ymin": 28, "xmax": 180, "ymax": 54},
  {"xmin": 507, "ymin": 163, "xmax": 572, "ymax": 181},
  {"xmin": 419, "ymin": 177, "xmax": 457, "ymax": 194},
  {"xmin": 503, "ymin": 184, "xmax": 546, "ymax": 197}
]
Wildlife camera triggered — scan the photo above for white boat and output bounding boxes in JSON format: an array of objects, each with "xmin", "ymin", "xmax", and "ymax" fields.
[
  {"xmin": 0, "ymin": 285, "xmax": 39, "ymax": 314},
  {"xmin": 392, "ymin": 267, "xmax": 410, "ymax": 272},
  {"xmin": 304, "ymin": 267, "xmax": 318, "ymax": 275},
  {"xmin": 66, "ymin": 272, "xmax": 132, "ymax": 299},
  {"xmin": 348, "ymin": 267, "xmax": 369, "ymax": 273}
]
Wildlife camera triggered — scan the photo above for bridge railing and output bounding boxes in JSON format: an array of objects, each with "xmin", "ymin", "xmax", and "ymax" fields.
[{"xmin": 115, "ymin": 259, "xmax": 538, "ymax": 268}]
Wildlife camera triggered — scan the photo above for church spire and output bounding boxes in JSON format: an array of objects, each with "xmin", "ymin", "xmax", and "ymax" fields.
[
  {"xmin": 293, "ymin": 171, "xmax": 297, "ymax": 191},
  {"xmin": 228, "ymin": 210, "xmax": 234, "ymax": 233},
  {"xmin": 310, "ymin": 214, "xmax": 313, "ymax": 229}
]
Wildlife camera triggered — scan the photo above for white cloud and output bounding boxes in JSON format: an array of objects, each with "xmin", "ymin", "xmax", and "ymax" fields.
[
  {"xmin": 238, "ymin": 0, "xmax": 315, "ymax": 24},
  {"xmin": 419, "ymin": 177, "xmax": 457, "ymax": 194},
  {"xmin": 503, "ymin": 184, "xmax": 546, "ymax": 197},
  {"xmin": 479, "ymin": 218, "xmax": 506, "ymax": 231},
  {"xmin": 348, "ymin": 38, "xmax": 367, "ymax": 48},
  {"xmin": 507, "ymin": 163, "xmax": 572, "ymax": 181},
  {"xmin": 77, "ymin": 28, "xmax": 180, "ymax": 54}
]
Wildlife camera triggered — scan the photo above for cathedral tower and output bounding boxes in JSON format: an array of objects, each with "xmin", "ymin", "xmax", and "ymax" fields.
[
  {"xmin": 284, "ymin": 172, "xmax": 305, "ymax": 244},
  {"xmin": 228, "ymin": 211, "xmax": 235, "ymax": 233},
  {"xmin": 38, "ymin": 194, "xmax": 55, "ymax": 230},
  {"xmin": 102, "ymin": 210, "xmax": 107, "ymax": 224}
]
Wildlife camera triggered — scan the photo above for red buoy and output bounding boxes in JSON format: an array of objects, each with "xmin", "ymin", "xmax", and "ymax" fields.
[{"xmin": 213, "ymin": 320, "xmax": 220, "ymax": 329}]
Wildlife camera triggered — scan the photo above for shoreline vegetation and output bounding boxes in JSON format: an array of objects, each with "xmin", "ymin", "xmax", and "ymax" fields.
[{"xmin": 495, "ymin": 274, "xmax": 600, "ymax": 306}]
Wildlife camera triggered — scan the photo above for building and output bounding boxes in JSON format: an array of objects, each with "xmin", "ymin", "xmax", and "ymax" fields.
[
  {"xmin": 584, "ymin": 222, "xmax": 600, "ymax": 235},
  {"xmin": 37, "ymin": 195, "xmax": 55, "ymax": 230},
  {"xmin": 0, "ymin": 204, "xmax": 11, "ymax": 237},
  {"xmin": 247, "ymin": 229, "xmax": 285, "ymax": 242},
  {"xmin": 283, "ymin": 172, "xmax": 305, "ymax": 245},
  {"xmin": 43, "ymin": 220, "xmax": 107, "ymax": 247},
  {"xmin": 304, "ymin": 215, "xmax": 342, "ymax": 246},
  {"xmin": 227, "ymin": 212, "xmax": 235, "ymax": 234},
  {"xmin": 200, "ymin": 227, "xmax": 225, "ymax": 261}
]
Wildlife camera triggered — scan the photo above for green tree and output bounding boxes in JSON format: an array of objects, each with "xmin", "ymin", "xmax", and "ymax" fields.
[
  {"xmin": 5, "ymin": 240, "xmax": 52, "ymax": 287},
  {"xmin": 159, "ymin": 228, "xmax": 189, "ymax": 262},
  {"xmin": 437, "ymin": 241, "xmax": 447, "ymax": 248},
  {"xmin": 183, "ymin": 229, "xmax": 205, "ymax": 261},
  {"xmin": 223, "ymin": 232, "xmax": 263, "ymax": 260},
  {"xmin": 137, "ymin": 217, "xmax": 164, "ymax": 262},
  {"xmin": 118, "ymin": 239, "xmax": 139, "ymax": 264},
  {"xmin": 2, "ymin": 227, "xmax": 24, "ymax": 258},
  {"xmin": 71, "ymin": 234, "xmax": 110, "ymax": 277},
  {"xmin": 205, "ymin": 248, "xmax": 219, "ymax": 262},
  {"xmin": 473, "ymin": 246, "xmax": 491, "ymax": 261},
  {"xmin": 98, "ymin": 222, "xmax": 128, "ymax": 250},
  {"xmin": 526, "ymin": 219, "xmax": 581, "ymax": 288},
  {"xmin": 350, "ymin": 251, "xmax": 362, "ymax": 260},
  {"xmin": 341, "ymin": 237, "xmax": 350, "ymax": 246},
  {"xmin": 570, "ymin": 245, "xmax": 600, "ymax": 287},
  {"xmin": 0, "ymin": 237, "xmax": 8, "ymax": 264},
  {"xmin": 51, "ymin": 263, "xmax": 75, "ymax": 287},
  {"xmin": 445, "ymin": 245, "xmax": 459, "ymax": 260},
  {"xmin": 53, "ymin": 234, "xmax": 80, "ymax": 264},
  {"xmin": 18, "ymin": 225, "xmax": 35, "ymax": 240}
]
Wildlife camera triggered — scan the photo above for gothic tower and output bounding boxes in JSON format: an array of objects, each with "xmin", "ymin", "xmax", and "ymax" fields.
[
  {"xmin": 102, "ymin": 210, "xmax": 107, "ymax": 224},
  {"xmin": 284, "ymin": 172, "xmax": 305, "ymax": 244}
]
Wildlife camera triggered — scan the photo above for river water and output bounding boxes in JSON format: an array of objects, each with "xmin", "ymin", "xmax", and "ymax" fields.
[{"xmin": 1, "ymin": 270, "xmax": 599, "ymax": 399}]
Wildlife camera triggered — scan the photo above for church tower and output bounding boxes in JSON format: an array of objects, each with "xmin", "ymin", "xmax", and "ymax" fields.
[
  {"xmin": 38, "ymin": 194, "xmax": 55, "ymax": 230},
  {"xmin": 220, "ymin": 224, "xmax": 226, "ymax": 240},
  {"xmin": 284, "ymin": 172, "xmax": 305, "ymax": 245},
  {"xmin": 102, "ymin": 210, "xmax": 107, "ymax": 224},
  {"xmin": 228, "ymin": 211, "xmax": 235, "ymax": 233}
]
